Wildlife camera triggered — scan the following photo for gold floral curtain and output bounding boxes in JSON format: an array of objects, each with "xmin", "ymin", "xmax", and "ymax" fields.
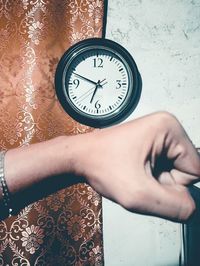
[{"xmin": 0, "ymin": 0, "xmax": 106, "ymax": 265}]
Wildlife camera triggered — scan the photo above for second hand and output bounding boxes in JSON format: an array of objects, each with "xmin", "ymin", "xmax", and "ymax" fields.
[{"xmin": 76, "ymin": 78, "xmax": 107, "ymax": 102}]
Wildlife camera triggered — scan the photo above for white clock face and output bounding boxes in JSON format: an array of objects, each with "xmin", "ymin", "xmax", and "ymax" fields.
[{"xmin": 63, "ymin": 47, "xmax": 132, "ymax": 118}]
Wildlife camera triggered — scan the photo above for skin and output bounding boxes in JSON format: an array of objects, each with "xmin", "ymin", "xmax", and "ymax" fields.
[{"xmin": 1, "ymin": 112, "xmax": 200, "ymax": 221}]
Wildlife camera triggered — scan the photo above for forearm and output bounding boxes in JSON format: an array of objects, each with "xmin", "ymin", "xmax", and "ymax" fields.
[
  {"xmin": 0, "ymin": 135, "xmax": 80, "ymax": 218},
  {"xmin": 4, "ymin": 136, "xmax": 75, "ymax": 193}
]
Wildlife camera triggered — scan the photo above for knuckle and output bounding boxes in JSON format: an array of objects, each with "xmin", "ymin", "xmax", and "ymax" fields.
[
  {"xmin": 151, "ymin": 111, "xmax": 182, "ymax": 137},
  {"xmin": 154, "ymin": 111, "xmax": 179, "ymax": 127},
  {"xmin": 174, "ymin": 143, "xmax": 187, "ymax": 157}
]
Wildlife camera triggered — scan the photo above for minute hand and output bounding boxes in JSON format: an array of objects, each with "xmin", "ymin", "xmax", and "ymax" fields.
[
  {"xmin": 90, "ymin": 79, "xmax": 106, "ymax": 104},
  {"xmin": 73, "ymin": 72, "xmax": 97, "ymax": 86}
]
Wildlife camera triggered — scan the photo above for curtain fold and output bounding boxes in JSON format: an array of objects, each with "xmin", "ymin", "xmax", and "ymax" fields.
[{"xmin": 0, "ymin": 1, "xmax": 105, "ymax": 265}]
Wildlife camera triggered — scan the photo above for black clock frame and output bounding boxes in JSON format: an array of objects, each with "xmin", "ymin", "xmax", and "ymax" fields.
[{"xmin": 55, "ymin": 38, "xmax": 142, "ymax": 128}]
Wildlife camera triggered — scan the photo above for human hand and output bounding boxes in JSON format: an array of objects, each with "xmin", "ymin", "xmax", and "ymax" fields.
[{"xmin": 72, "ymin": 112, "xmax": 200, "ymax": 222}]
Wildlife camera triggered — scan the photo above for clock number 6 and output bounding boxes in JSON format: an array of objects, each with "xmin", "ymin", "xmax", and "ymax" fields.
[
  {"xmin": 95, "ymin": 100, "xmax": 101, "ymax": 111},
  {"xmin": 93, "ymin": 58, "xmax": 103, "ymax": 68}
]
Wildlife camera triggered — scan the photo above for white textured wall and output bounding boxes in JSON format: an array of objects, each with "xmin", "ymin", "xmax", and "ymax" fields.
[{"xmin": 103, "ymin": 1, "xmax": 200, "ymax": 265}]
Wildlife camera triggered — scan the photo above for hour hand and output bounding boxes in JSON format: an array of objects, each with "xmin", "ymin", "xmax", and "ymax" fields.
[{"xmin": 73, "ymin": 72, "xmax": 97, "ymax": 86}]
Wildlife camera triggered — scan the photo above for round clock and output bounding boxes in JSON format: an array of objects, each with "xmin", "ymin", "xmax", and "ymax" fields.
[{"xmin": 55, "ymin": 38, "xmax": 142, "ymax": 128}]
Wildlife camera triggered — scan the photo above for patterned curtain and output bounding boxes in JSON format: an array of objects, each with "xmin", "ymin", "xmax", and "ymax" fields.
[{"xmin": 0, "ymin": 1, "xmax": 106, "ymax": 265}]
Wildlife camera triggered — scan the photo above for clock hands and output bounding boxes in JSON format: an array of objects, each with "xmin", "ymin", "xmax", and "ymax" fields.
[
  {"xmin": 76, "ymin": 78, "xmax": 107, "ymax": 103},
  {"xmin": 71, "ymin": 71, "xmax": 108, "ymax": 103},
  {"xmin": 90, "ymin": 78, "xmax": 108, "ymax": 104},
  {"xmin": 90, "ymin": 79, "xmax": 108, "ymax": 103},
  {"xmin": 90, "ymin": 80, "xmax": 102, "ymax": 103}
]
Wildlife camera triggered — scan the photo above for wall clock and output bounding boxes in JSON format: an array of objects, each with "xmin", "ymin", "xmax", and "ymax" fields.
[{"xmin": 55, "ymin": 38, "xmax": 142, "ymax": 128}]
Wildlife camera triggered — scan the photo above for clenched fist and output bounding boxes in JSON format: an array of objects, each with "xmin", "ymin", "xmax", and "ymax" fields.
[{"xmin": 72, "ymin": 112, "xmax": 200, "ymax": 222}]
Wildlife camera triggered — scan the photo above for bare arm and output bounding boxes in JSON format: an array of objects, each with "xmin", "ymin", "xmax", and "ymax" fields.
[
  {"xmin": 0, "ymin": 136, "xmax": 78, "ymax": 219},
  {"xmin": 1, "ymin": 112, "xmax": 200, "ymax": 221},
  {"xmin": 4, "ymin": 136, "xmax": 75, "ymax": 194}
]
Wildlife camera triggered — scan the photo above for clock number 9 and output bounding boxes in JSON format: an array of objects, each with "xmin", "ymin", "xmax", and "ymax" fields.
[
  {"xmin": 93, "ymin": 58, "xmax": 103, "ymax": 68},
  {"xmin": 73, "ymin": 79, "xmax": 80, "ymax": 89}
]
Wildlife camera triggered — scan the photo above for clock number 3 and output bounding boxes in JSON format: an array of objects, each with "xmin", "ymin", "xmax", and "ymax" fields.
[
  {"xmin": 93, "ymin": 58, "xmax": 103, "ymax": 68},
  {"xmin": 116, "ymin": 80, "xmax": 122, "ymax": 89}
]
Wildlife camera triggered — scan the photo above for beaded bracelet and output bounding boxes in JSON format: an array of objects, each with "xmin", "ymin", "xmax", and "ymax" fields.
[{"xmin": 0, "ymin": 151, "xmax": 13, "ymax": 217}]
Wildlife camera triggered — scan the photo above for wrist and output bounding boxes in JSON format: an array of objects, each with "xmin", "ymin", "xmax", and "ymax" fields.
[
  {"xmin": 65, "ymin": 132, "xmax": 94, "ymax": 177},
  {"xmin": 49, "ymin": 135, "xmax": 77, "ymax": 175}
]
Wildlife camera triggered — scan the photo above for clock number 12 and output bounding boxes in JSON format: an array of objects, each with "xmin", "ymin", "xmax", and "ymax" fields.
[{"xmin": 93, "ymin": 58, "xmax": 103, "ymax": 68}]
